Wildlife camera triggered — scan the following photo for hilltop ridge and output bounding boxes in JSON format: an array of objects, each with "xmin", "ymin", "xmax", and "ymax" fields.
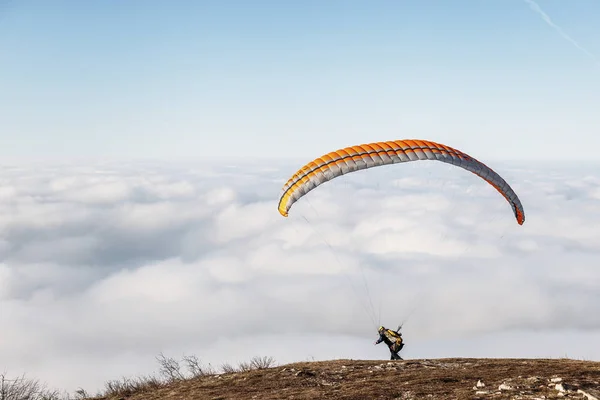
[{"xmin": 87, "ymin": 357, "xmax": 600, "ymax": 400}]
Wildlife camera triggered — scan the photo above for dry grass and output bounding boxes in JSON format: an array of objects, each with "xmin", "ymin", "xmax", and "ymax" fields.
[
  {"xmin": 83, "ymin": 354, "xmax": 278, "ymax": 399},
  {"xmin": 3, "ymin": 355, "xmax": 598, "ymax": 400},
  {"xmin": 81, "ymin": 357, "xmax": 600, "ymax": 400}
]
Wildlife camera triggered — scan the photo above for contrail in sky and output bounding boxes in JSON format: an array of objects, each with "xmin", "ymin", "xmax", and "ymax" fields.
[{"xmin": 523, "ymin": 0, "xmax": 599, "ymax": 65}]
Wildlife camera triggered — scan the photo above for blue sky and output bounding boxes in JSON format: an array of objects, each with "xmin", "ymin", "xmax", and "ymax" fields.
[{"xmin": 1, "ymin": 0, "xmax": 599, "ymax": 161}]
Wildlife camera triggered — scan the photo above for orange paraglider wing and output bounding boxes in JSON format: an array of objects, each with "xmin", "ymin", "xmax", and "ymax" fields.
[{"xmin": 277, "ymin": 139, "xmax": 525, "ymax": 225}]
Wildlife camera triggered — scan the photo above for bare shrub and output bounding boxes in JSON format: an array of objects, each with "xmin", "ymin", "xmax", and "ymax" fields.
[
  {"xmin": 182, "ymin": 355, "xmax": 215, "ymax": 378},
  {"xmin": 93, "ymin": 353, "xmax": 275, "ymax": 398},
  {"xmin": 250, "ymin": 356, "xmax": 276, "ymax": 370},
  {"xmin": 102, "ymin": 375, "xmax": 162, "ymax": 398},
  {"xmin": 156, "ymin": 352, "xmax": 185, "ymax": 382},
  {"xmin": 72, "ymin": 388, "xmax": 89, "ymax": 400},
  {"xmin": 0, "ymin": 372, "xmax": 62, "ymax": 400},
  {"xmin": 220, "ymin": 363, "xmax": 236, "ymax": 374},
  {"xmin": 103, "ymin": 377, "xmax": 138, "ymax": 398},
  {"xmin": 237, "ymin": 361, "xmax": 253, "ymax": 373}
]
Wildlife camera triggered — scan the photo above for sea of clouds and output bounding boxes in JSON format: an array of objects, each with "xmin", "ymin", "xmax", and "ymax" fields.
[{"xmin": 1, "ymin": 157, "xmax": 599, "ymax": 393}]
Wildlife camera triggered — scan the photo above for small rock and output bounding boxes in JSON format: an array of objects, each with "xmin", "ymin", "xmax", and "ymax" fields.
[
  {"xmin": 551, "ymin": 377, "xmax": 563, "ymax": 383},
  {"xmin": 578, "ymin": 389, "xmax": 600, "ymax": 400},
  {"xmin": 555, "ymin": 383, "xmax": 566, "ymax": 392},
  {"xmin": 294, "ymin": 369, "xmax": 315, "ymax": 377},
  {"xmin": 475, "ymin": 391, "xmax": 488, "ymax": 395},
  {"xmin": 499, "ymin": 383, "xmax": 513, "ymax": 391},
  {"xmin": 476, "ymin": 380, "xmax": 485, "ymax": 388}
]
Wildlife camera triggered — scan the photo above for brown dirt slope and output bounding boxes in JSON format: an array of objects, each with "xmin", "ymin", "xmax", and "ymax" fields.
[{"xmin": 92, "ymin": 358, "xmax": 600, "ymax": 400}]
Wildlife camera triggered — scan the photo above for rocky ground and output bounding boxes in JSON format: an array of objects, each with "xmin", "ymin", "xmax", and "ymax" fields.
[{"xmin": 90, "ymin": 358, "xmax": 600, "ymax": 400}]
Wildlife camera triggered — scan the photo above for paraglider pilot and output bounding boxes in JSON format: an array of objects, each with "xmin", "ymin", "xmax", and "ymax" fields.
[{"xmin": 374, "ymin": 326, "xmax": 404, "ymax": 360}]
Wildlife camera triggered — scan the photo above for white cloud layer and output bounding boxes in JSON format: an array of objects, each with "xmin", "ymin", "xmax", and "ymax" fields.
[{"xmin": 1, "ymin": 158, "xmax": 599, "ymax": 393}]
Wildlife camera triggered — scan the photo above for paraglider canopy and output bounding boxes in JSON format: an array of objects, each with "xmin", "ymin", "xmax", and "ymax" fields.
[{"xmin": 277, "ymin": 139, "xmax": 525, "ymax": 225}]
